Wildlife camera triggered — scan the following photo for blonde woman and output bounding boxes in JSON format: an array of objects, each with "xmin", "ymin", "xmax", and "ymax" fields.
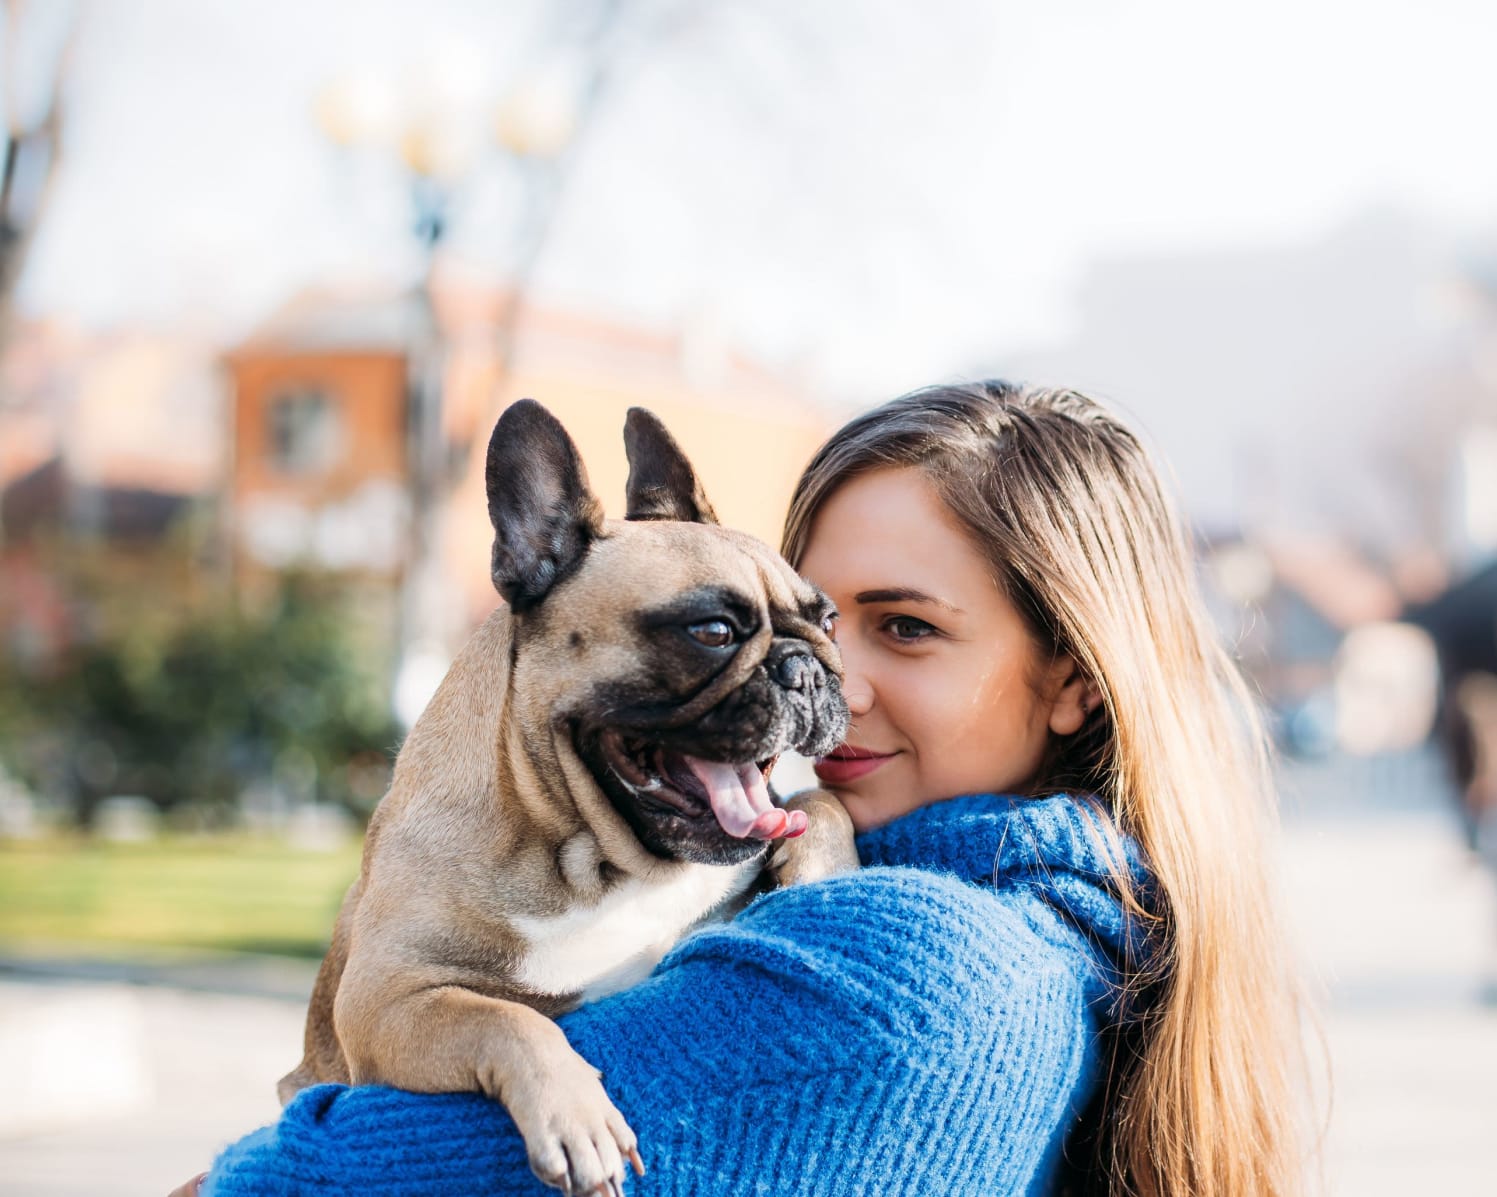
[
  {"xmin": 188, "ymin": 381, "xmax": 1312, "ymax": 1196},
  {"xmin": 783, "ymin": 382, "xmax": 1314, "ymax": 1195}
]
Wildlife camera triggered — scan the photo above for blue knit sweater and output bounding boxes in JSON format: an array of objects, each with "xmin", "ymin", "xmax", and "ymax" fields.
[{"xmin": 206, "ymin": 793, "xmax": 1150, "ymax": 1196}]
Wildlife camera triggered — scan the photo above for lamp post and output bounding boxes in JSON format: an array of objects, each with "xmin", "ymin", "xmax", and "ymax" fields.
[{"xmin": 315, "ymin": 59, "xmax": 579, "ymax": 727}]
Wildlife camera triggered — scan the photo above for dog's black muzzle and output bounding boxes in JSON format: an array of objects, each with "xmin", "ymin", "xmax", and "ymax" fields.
[{"xmin": 575, "ymin": 641, "xmax": 849, "ymax": 865}]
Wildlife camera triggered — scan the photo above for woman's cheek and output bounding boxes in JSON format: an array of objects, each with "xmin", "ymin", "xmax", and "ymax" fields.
[
  {"xmin": 901, "ymin": 673, "xmax": 975, "ymax": 772},
  {"xmin": 924, "ymin": 664, "xmax": 1024, "ymax": 789}
]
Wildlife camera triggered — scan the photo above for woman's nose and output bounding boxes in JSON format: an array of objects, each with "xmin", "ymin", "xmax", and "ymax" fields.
[{"xmin": 836, "ymin": 639, "xmax": 874, "ymax": 716}]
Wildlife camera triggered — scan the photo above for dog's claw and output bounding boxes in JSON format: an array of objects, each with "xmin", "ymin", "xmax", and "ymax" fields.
[{"xmin": 628, "ymin": 1146, "xmax": 646, "ymax": 1177}]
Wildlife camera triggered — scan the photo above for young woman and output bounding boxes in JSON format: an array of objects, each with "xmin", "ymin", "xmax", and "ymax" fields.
[
  {"xmin": 782, "ymin": 382, "xmax": 1313, "ymax": 1194},
  {"xmin": 183, "ymin": 381, "xmax": 1312, "ymax": 1196}
]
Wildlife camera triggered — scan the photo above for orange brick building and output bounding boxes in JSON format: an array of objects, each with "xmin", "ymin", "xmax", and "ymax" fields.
[{"xmin": 225, "ymin": 282, "xmax": 836, "ymax": 640}]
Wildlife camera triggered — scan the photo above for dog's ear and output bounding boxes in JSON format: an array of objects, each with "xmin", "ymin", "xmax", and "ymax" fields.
[
  {"xmin": 485, "ymin": 399, "xmax": 605, "ymax": 611},
  {"xmin": 623, "ymin": 407, "xmax": 719, "ymax": 525}
]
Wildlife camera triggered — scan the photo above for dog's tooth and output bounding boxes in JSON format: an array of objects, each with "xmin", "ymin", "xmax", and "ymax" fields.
[{"xmin": 610, "ymin": 766, "xmax": 642, "ymax": 794}]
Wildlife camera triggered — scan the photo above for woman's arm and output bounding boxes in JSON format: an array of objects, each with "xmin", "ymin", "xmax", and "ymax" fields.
[{"xmin": 204, "ymin": 867, "xmax": 1108, "ymax": 1197}]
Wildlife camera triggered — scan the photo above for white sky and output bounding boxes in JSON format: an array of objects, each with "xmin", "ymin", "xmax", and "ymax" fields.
[{"xmin": 16, "ymin": 0, "xmax": 1497, "ymax": 401}]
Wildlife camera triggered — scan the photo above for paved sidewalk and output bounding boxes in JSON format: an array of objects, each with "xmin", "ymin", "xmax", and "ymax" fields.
[
  {"xmin": 0, "ymin": 980, "xmax": 305, "ymax": 1197},
  {"xmin": 2, "ymin": 784, "xmax": 1494, "ymax": 1195},
  {"xmin": 1284, "ymin": 809, "xmax": 1497, "ymax": 1194}
]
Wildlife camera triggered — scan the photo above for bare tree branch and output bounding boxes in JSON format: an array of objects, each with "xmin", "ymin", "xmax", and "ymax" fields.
[{"xmin": 0, "ymin": 0, "xmax": 80, "ymax": 360}]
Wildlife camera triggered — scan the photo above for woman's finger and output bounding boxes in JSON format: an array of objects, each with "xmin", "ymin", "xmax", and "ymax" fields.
[{"xmin": 166, "ymin": 1171, "xmax": 208, "ymax": 1197}]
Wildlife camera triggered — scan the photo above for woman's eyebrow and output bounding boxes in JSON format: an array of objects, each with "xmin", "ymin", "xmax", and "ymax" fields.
[{"xmin": 854, "ymin": 587, "xmax": 962, "ymax": 613}]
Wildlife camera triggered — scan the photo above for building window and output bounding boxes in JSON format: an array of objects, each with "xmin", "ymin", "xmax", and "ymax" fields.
[{"xmin": 268, "ymin": 389, "xmax": 343, "ymax": 474}]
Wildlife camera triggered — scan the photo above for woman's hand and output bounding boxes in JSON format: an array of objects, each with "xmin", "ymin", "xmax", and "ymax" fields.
[{"xmin": 167, "ymin": 1172, "xmax": 207, "ymax": 1196}]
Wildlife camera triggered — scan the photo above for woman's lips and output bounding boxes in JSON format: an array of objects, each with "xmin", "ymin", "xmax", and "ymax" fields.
[{"xmin": 813, "ymin": 747, "xmax": 895, "ymax": 785}]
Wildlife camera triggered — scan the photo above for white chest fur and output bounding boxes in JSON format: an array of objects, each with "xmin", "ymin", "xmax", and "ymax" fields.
[{"xmin": 510, "ymin": 858, "xmax": 759, "ymax": 1001}]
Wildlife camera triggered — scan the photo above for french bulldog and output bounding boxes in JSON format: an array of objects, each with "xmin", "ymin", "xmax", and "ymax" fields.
[{"xmin": 277, "ymin": 400, "xmax": 856, "ymax": 1196}]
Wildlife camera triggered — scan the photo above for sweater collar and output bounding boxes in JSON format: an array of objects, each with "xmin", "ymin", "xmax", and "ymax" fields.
[{"xmin": 854, "ymin": 792, "xmax": 1156, "ymax": 978}]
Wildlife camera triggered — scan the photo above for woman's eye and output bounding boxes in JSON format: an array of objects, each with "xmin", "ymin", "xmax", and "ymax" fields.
[
  {"xmin": 884, "ymin": 615, "xmax": 936, "ymax": 643},
  {"xmin": 687, "ymin": 619, "xmax": 735, "ymax": 648}
]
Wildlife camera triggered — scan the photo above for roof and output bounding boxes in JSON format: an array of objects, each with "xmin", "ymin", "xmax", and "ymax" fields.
[
  {"xmin": 0, "ymin": 457, "xmax": 193, "ymax": 543},
  {"xmin": 230, "ymin": 285, "xmax": 425, "ymax": 355}
]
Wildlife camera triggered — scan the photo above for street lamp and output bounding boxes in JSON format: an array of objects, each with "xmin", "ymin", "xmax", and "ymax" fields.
[{"xmin": 314, "ymin": 57, "xmax": 579, "ymax": 728}]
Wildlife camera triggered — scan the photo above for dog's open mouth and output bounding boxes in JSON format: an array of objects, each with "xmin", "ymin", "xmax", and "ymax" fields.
[{"xmin": 599, "ymin": 729, "xmax": 805, "ymax": 841}]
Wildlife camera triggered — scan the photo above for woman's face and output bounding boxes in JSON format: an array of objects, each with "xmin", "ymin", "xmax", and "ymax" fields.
[{"xmin": 796, "ymin": 467, "xmax": 1093, "ymax": 832}]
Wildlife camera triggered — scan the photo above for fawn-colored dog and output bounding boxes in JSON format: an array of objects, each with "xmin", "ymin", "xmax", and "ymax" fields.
[{"xmin": 279, "ymin": 401, "xmax": 856, "ymax": 1194}]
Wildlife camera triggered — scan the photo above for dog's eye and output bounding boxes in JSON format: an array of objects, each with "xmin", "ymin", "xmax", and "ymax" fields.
[
  {"xmin": 687, "ymin": 620, "xmax": 735, "ymax": 648},
  {"xmin": 820, "ymin": 611, "xmax": 838, "ymax": 640}
]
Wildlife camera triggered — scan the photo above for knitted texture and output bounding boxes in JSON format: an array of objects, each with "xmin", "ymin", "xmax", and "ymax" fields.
[{"xmin": 206, "ymin": 793, "xmax": 1149, "ymax": 1197}]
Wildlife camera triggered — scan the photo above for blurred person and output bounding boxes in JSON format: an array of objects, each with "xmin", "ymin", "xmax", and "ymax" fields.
[
  {"xmin": 173, "ymin": 381, "xmax": 1314, "ymax": 1197},
  {"xmin": 1449, "ymin": 671, "xmax": 1497, "ymax": 867},
  {"xmin": 1407, "ymin": 563, "xmax": 1497, "ymax": 859}
]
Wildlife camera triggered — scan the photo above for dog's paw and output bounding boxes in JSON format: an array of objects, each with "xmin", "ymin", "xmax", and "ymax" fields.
[
  {"xmin": 522, "ymin": 1089, "xmax": 641, "ymax": 1197},
  {"xmin": 497, "ymin": 1033, "xmax": 644, "ymax": 1196},
  {"xmin": 766, "ymin": 789, "xmax": 859, "ymax": 888}
]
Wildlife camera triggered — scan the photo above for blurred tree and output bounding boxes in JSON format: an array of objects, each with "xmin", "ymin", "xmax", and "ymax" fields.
[
  {"xmin": 0, "ymin": 572, "xmax": 401, "ymax": 828},
  {"xmin": 315, "ymin": 0, "xmax": 841, "ymax": 717},
  {"xmin": 459, "ymin": 0, "xmax": 843, "ymax": 461},
  {"xmin": 0, "ymin": 0, "xmax": 80, "ymax": 354}
]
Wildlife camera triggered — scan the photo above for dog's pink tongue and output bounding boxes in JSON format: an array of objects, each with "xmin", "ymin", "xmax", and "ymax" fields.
[{"xmin": 684, "ymin": 758, "xmax": 806, "ymax": 840}]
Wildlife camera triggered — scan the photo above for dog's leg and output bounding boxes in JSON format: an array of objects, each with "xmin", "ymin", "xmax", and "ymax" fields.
[
  {"xmin": 767, "ymin": 788, "xmax": 859, "ymax": 888},
  {"xmin": 277, "ymin": 882, "xmax": 359, "ymax": 1103},
  {"xmin": 334, "ymin": 974, "xmax": 642, "ymax": 1195}
]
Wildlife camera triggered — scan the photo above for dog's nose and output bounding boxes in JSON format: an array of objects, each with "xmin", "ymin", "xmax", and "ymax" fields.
[{"xmin": 776, "ymin": 651, "xmax": 823, "ymax": 692}]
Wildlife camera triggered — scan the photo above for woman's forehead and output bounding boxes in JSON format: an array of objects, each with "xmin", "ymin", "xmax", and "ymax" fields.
[{"xmin": 802, "ymin": 469, "xmax": 988, "ymax": 579}]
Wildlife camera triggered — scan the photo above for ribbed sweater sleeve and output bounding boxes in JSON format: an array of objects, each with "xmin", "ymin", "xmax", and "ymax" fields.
[{"xmin": 205, "ymin": 794, "xmax": 1146, "ymax": 1197}]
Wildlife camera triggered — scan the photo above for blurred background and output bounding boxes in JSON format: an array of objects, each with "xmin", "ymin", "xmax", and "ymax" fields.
[{"xmin": 1, "ymin": 1, "xmax": 1495, "ymax": 1193}]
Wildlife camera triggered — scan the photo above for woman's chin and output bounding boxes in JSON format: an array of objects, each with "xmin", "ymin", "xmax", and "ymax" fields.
[{"xmin": 835, "ymin": 790, "xmax": 905, "ymax": 833}]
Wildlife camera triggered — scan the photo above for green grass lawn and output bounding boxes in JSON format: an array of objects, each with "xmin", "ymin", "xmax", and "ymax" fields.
[{"xmin": 0, "ymin": 835, "xmax": 363, "ymax": 958}]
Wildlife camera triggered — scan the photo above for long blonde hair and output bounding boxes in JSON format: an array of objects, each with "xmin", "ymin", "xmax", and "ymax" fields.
[{"xmin": 782, "ymin": 381, "xmax": 1314, "ymax": 1196}]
